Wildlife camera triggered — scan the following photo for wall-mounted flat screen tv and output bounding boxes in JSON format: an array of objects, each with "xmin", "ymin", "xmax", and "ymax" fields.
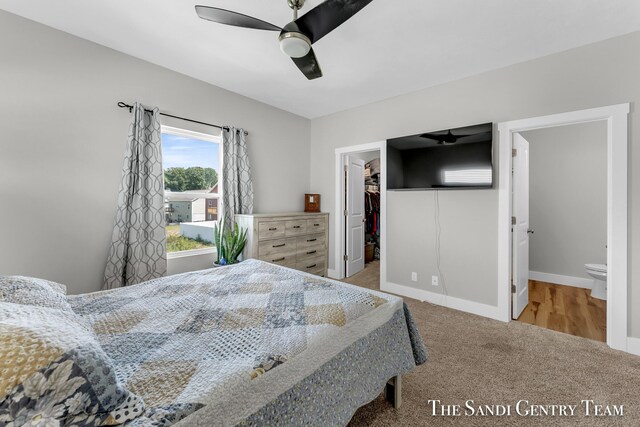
[{"xmin": 387, "ymin": 122, "xmax": 494, "ymax": 190}]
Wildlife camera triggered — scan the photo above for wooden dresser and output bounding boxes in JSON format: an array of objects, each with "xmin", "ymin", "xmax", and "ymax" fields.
[{"xmin": 235, "ymin": 212, "xmax": 329, "ymax": 277}]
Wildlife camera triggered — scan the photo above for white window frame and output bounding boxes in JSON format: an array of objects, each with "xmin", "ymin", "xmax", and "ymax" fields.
[{"xmin": 161, "ymin": 125, "xmax": 223, "ymax": 259}]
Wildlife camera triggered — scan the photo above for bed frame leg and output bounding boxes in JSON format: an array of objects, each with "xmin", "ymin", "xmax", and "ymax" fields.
[{"xmin": 384, "ymin": 375, "xmax": 402, "ymax": 409}]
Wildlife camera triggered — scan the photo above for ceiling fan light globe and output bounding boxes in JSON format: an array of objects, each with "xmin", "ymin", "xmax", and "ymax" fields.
[{"xmin": 279, "ymin": 32, "xmax": 311, "ymax": 58}]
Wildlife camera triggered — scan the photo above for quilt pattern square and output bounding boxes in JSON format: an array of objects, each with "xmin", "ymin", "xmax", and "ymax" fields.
[{"xmin": 265, "ymin": 292, "xmax": 306, "ymax": 328}]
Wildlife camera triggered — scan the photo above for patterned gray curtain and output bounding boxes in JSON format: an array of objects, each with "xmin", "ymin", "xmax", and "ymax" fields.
[
  {"xmin": 103, "ymin": 103, "xmax": 166, "ymax": 289},
  {"xmin": 222, "ymin": 127, "xmax": 254, "ymax": 228}
]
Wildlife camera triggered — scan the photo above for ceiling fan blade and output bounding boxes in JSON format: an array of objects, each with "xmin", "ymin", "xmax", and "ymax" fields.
[
  {"xmin": 420, "ymin": 130, "xmax": 492, "ymax": 143},
  {"xmin": 291, "ymin": 48, "xmax": 323, "ymax": 80},
  {"xmin": 195, "ymin": 5, "xmax": 282, "ymax": 31},
  {"xmin": 450, "ymin": 133, "xmax": 474, "ymax": 139},
  {"xmin": 456, "ymin": 131, "xmax": 493, "ymax": 141},
  {"xmin": 294, "ymin": 0, "xmax": 374, "ymax": 44},
  {"xmin": 419, "ymin": 132, "xmax": 473, "ymax": 139},
  {"xmin": 419, "ymin": 133, "xmax": 444, "ymax": 140}
]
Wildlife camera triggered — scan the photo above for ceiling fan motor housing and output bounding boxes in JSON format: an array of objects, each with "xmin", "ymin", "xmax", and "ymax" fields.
[
  {"xmin": 279, "ymin": 19, "xmax": 311, "ymax": 58},
  {"xmin": 279, "ymin": 31, "xmax": 311, "ymax": 58}
]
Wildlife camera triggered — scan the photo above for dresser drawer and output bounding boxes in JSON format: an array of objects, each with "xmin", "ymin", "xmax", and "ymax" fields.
[
  {"xmin": 306, "ymin": 218, "xmax": 326, "ymax": 233},
  {"xmin": 297, "ymin": 246, "xmax": 325, "ymax": 262},
  {"xmin": 258, "ymin": 221, "xmax": 285, "ymax": 239},
  {"xmin": 285, "ymin": 220, "xmax": 307, "ymax": 236},
  {"xmin": 296, "ymin": 233, "xmax": 325, "ymax": 250},
  {"xmin": 296, "ymin": 256, "xmax": 326, "ymax": 275},
  {"xmin": 258, "ymin": 237, "xmax": 297, "ymax": 258},
  {"xmin": 259, "ymin": 250, "xmax": 297, "ymax": 267}
]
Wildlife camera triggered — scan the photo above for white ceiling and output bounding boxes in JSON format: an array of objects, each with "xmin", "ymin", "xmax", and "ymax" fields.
[{"xmin": 2, "ymin": 0, "xmax": 640, "ymax": 118}]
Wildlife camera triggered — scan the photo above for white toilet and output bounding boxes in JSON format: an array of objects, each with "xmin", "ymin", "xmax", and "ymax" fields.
[{"xmin": 585, "ymin": 263, "xmax": 607, "ymax": 300}]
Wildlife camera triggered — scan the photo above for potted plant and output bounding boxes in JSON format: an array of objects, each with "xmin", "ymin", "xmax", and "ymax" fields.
[{"xmin": 213, "ymin": 216, "xmax": 248, "ymax": 266}]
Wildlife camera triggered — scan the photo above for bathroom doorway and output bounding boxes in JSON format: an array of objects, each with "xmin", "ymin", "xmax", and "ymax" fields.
[
  {"xmin": 512, "ymin": 122, "xmax": 607, "ymax": 342},
  {"xmin": 497, "ymin": 104, "xmax": 629, "ymax": 351}
]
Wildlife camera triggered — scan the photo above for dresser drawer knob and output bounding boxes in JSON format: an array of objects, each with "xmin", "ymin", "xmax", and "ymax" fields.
[
  {"xmin": 293, "ymin": 225, "xmax": 301, "ymax": 229},
  {"xmin": 306, "ymin": 264, "xmax": 317, "ymax": 269},
  {"xmin": 306, "ymin": 250, "xmax": 317, "ymax": 255},
  {"xmin": 273, "ymin": 243, "xmax": 286, "ymax": 248},
  {"xmin": 269, "ymin": 227, "xmax": 278, "ymax": 231},
  {"xmin": 272, "ymin": 257, "xmax": 285, "ymax": 262},
  {"xmin": 307, "ymin": 238, "xmax": 317, "ymax": 242},
  {"xmin": 313, "ymin": 223, "xmax": 320, "ymax": 226}
]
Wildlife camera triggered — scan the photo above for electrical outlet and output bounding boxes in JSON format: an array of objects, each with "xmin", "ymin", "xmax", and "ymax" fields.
[
  {"xmin": 411, "ymin": 272, "xmax": 417, "ymax": 282},
  {"xmin": 432, "ymin": 275, "xmax": 439, "ymax": 286}
]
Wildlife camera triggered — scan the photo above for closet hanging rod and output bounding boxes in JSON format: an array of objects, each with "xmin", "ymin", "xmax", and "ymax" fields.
[{"xmin": 116, "ymin": 102, "xmax": 248, "ymax": 136}]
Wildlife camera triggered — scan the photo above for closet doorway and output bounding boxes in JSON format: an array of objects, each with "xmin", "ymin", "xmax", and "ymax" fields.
[{"xmin": 334, "ymin": 141, "xmax": 386, "ymax": 289}]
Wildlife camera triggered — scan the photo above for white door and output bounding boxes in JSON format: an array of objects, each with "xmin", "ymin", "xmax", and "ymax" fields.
[
  {"xmin": 512, "ymin": 133, "xmax": 530, "ymax": 319},
  {"xmin": 345, "ymin": 156, "xmax": 365, "ymax": 277}
]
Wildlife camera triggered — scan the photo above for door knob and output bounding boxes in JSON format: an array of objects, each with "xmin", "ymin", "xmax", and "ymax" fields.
[{"xmin": 527, "ymin": 229, "xmax": 534, "ymax": 234}]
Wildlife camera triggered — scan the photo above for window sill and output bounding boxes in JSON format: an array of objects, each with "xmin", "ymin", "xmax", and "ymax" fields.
[{"xmin": 167, "ymin": 247, "xmax": 217, "ymax": 260}]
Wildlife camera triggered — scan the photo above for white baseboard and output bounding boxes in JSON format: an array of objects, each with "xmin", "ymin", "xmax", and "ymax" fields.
[
  {"xmin": 382, "ymin": 281, "xmax": 504, "ymax": 322},
  {"xmin": 626, "ymin": 337, "xmax": 640, "ymax": 356},
  {"xmin": 529, "ymin": 271, "xmax": 593, "ymax": 289},
  {"xmin": 327, "ymin": 269, "xmax": 340, "ymax": 280},
  {"xmin": 380, "ymin": 282, "xmax": 640, "ymax": 357}
]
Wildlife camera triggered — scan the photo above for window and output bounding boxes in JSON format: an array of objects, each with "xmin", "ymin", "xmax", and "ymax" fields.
[{"xmin": 161, "ymin": 126, "xmax": 221, "ymax": 255}]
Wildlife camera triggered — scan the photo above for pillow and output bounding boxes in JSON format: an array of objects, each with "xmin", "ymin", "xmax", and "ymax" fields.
[
  {"xmin": 0, "ymin": 302, "xmax": 145, "ymax": 426},
  {"xmin": 0, "ymin": 275, "xmax": 71, "ymax": 312}
]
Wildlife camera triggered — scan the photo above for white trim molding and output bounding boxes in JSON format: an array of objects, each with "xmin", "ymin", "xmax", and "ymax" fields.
[
  {"xmin": 327, "ymin": 268, "xmax": 339, "ymax": 279},
  {"xmin": 529, "ymin": 271, "xmax": 592, "ymax": 289},
  {"xmin": 161, "ymin": 125, "xmax": 221, "ymax": 142},
  {"xmin": 383, "ymin": 281, "xmax": 502, "ymax": 321},
  {"xmin": 497, "ymin": 103, "xmax": 630, "ymax": 351},
  {"xmin": 626, "ymin": 338, "xmax": 640, "ymax": 357},
  {"xmin": 166, "ymin": 247, "xmax": 217, "ymax": 260}
]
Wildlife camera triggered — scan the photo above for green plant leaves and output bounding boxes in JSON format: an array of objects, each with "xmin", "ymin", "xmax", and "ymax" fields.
[{"xmin": 213, "ymin": 215, "xmax": 247, "ymax": 264}]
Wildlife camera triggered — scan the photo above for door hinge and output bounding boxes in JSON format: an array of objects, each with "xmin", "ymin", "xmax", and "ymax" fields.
[
  {"xmin": 511, "ymin": 283, "xmax": 516, "ymax": 293},
  {"xmin": 343, "ymin": 209, "xmax": 348, "ymax": 216},
  {"xmin": 343, "ymin": 255, "xmax": 349, "ymax": 261},
  {"xmin": 512, "ymin": 148, "xmax": 517, "ymax": 157},
  {"xmin": 511, "ymin": 216, "xmax": 516, "ymax": 225}
]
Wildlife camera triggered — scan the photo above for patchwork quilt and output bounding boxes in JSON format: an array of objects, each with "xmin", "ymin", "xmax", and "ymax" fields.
[{"xmin": 65, "ymin": 259, "xmax": 426, "ymax": 426}]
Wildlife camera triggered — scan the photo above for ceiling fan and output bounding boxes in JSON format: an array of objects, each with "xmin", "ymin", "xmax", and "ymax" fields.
[
  {"xmin": 420, "ymin": 130, "xmax": 492, "ymax": 145},
  {"xmin": 195, "ymin": 0, "xmax": 374, "ymax": 80}
]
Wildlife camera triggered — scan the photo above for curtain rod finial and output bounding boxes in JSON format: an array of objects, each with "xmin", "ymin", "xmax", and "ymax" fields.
[{"xmin": 117, "ymin": 101, "xmax": 133, "ymax": 113}]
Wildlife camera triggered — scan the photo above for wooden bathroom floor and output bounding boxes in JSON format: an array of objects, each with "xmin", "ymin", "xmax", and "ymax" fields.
[{"xmin": 516, "ymin": 280, "xmax": 606, "ymax": 342}]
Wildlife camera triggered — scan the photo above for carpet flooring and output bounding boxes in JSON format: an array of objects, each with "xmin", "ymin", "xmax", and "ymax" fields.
[{"xmin": 343, "ymin": 261, "xmax": 640, "ymax": 426}]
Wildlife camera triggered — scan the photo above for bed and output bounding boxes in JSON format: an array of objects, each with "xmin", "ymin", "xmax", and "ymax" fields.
[{"xmin": 0, "ymin": 259, "xmax": 426, "ymax": 426}]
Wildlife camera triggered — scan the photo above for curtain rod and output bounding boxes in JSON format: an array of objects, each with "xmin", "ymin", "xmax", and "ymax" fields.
[{"xmin": 117, "ymin": 102, "xmax": 248, "ymax": 136}]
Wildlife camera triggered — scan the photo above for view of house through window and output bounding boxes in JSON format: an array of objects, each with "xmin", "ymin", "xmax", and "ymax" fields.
[{"xmin": 161, "ymin": 126, "xmax": 221, "ymax": 253}]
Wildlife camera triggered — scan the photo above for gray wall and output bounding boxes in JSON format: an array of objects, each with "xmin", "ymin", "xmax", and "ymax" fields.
[
  {"xmin": 310, "ymin": 32, "xmax": 640, "ymax": 334},
  {"xmin": 523, "ymin": 122, "xmax": 607, "ymax": 279},
  {"xmin": 0, "ymin": 11, "xmax": 310, "ymax": 294},
  {"xmin": 386, "ymin": 189, "xmax": 497, "ymax": 305}
]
